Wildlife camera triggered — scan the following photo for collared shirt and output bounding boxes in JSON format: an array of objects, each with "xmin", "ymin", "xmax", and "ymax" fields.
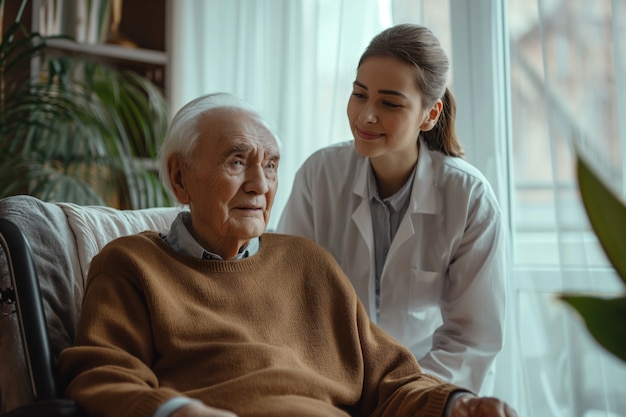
[
  {"xmin": 368, "ymin": 162, "xmax": 416, "ymax": 322},
  {"xmin": 161, "ymin": 211, "xmax": 259, "ymax": 260}
]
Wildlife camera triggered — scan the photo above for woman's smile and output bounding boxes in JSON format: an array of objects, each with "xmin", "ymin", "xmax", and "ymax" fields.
[{"xmin": 355, "ymin": 126, "xmax": 383, "ymax": 140}]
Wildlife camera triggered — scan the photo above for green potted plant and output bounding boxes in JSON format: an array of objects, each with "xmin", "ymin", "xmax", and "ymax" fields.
[
  {"xmin": 0, "ymin": 0, "xmax": 172, "ymax": 209},
  {"xmin": 560, "ymin": 153, "xmax": 626, "ymax": 362}
]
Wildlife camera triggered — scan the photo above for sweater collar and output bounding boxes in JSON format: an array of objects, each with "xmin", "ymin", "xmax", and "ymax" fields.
[{"xmin": 162, "ymin": 211, "xmax": 259, "ymax": 260}]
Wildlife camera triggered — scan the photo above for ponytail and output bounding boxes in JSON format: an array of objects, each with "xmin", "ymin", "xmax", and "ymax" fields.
[{"xmin": 421, "ymin": 87, "xmax": 464, "ymax": 157}]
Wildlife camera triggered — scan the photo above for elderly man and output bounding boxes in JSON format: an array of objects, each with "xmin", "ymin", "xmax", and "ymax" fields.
[{"xmin": 58, "ymin": 93, "xmax": 517, "ymax": 417}]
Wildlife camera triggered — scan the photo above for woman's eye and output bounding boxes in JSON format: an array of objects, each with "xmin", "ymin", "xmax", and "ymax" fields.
[
  {"xmin": 383, "ymin": 101, "xmax": 400, "ymax": 108},
  {"xmin": 352, "ymin": 92, "xmax": 366, "ymax": 99}
]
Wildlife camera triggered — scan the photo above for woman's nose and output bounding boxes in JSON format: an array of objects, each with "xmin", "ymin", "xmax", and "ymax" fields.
[{"xmin": 359, "ymin": 103, "xmax": 378, "ymax": 124}]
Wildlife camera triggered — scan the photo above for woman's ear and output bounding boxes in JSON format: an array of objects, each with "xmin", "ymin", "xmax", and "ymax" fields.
[
  {"xmin": 168, "ymin": 153, "xmax": 190, "ymax": 204},
  {"xmin": 420, "ymin": 99, "xmax": 443, "ymax": 131}
]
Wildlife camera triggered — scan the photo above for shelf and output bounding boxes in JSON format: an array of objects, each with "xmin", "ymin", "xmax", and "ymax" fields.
[{"xmin": 45, "ymin": 38, "xmax": 167, "ymax": 66}]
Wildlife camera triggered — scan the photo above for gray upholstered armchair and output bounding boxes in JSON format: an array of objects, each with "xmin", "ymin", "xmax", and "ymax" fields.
[{"xmin": 0, "ymin": 195, "xmax": 179, "ymax": 416}]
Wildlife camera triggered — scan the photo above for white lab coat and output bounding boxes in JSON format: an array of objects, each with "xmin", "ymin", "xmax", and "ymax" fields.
[{"xmin": 277, "ymin": 139, "xmax": 506, "ymax": 394}]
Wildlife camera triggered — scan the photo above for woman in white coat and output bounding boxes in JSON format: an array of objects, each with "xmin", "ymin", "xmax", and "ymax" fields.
[{"xmin": 277, "ymin": 23, "xmax": 506, "ymax": 395}]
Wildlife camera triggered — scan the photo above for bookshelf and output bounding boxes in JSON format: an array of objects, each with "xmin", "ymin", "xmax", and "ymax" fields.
[{"xmin": 30, "ymin": 0, "xmax": 171, "ymax": 98}]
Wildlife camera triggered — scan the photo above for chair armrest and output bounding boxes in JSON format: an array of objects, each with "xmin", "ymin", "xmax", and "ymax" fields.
[
  {"xmin": 0, "ymin": 218, "xmax": 58, "ymax": 400},
  {"xmin": 1, "ymin": 399, "xmax": 85, "ymax": 417}
]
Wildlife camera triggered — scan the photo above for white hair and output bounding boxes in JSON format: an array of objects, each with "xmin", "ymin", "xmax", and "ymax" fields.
[{"xmin": 157, "ymin": 92, "xmax": 272, "ymax": 198}]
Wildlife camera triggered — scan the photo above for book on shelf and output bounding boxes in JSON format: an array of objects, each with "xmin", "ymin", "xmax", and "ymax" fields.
[{"xmin": 38, "ymin": 0, "xmax": 113, "ymax": 45}]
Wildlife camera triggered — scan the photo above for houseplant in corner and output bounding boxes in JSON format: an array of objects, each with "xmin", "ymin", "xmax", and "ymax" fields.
[
  {"xmin": 560, "ymin": 153, "xmax": 626, "ymax": 363},
  {"xmin": 0, "ymin": 0, "xmax": 172, "ymax": 209}
]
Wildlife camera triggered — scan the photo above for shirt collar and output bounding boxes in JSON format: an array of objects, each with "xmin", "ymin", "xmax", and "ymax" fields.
[{"xmin": 161, "ymin": 211, "xmax": 259, "ymax": 260}]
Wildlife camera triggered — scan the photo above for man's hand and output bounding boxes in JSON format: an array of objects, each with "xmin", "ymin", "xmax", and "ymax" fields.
[
  {"xmin": 450, "ymin": 395, "xmax": 518, "ymax": 417},
  {"xmin": 171, "ymin": 402, "xmax": 238, "ymax": 417}
]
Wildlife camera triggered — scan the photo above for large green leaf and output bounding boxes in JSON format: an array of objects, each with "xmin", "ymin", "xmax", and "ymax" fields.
[
  {"xmin": 560, "ymin": 295, "xmax": 626, "ymax": 362},
  {"xmin": 576, "ymin": 154, "xmax": 626, "ymax": 287}
]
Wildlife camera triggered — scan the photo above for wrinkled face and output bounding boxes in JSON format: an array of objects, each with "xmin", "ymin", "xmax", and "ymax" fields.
[
  {"xmin": 168, "ymin": 108, "xmax": 279, "ymax": 259},
  {"xmin": 347, "ymin": 55, "xmax": 438, "ymax": 163}
]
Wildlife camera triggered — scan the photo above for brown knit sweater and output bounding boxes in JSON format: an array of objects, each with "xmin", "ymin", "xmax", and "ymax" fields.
[{"xmin": 58, "ymin": 232, "xmax": 459, "ymax": 417}]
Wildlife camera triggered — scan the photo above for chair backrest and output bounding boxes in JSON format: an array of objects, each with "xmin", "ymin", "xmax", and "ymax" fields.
[{"xmin": 0, "ymin": 195, "xmax": 180, "ymax": 413}]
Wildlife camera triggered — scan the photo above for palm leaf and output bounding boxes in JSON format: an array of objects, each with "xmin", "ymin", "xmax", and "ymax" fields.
[{"xmin": 0, "ymin": 0, "xmax": 171, "ymax": 208}]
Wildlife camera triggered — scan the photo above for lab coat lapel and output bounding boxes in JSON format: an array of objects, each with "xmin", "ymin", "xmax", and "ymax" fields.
[
  {"xmin": 390, "ymin": 140, "xmax": 438, "ymax": 252},
  {"xmin": 351, "ymin": 157, "xmax": 374, "ymax": 255},
  {"xmin": 350, "ymin": 157, "xmax": 377, "ymax": 317}
]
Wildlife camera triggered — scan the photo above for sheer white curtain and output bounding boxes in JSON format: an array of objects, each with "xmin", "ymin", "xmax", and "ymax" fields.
[
  {"xmin": 169, "ymin": 0, "xmax": 388, "ymax": 230},
  {"xmin": 508, "ymin": 0, "xmax": 626, "ymax": 416}
]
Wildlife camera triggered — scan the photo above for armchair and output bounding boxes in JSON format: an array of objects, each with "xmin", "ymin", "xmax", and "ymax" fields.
[{"xmin": 0, "ymin": 195, "xmax": 179, "ymax": 416}]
